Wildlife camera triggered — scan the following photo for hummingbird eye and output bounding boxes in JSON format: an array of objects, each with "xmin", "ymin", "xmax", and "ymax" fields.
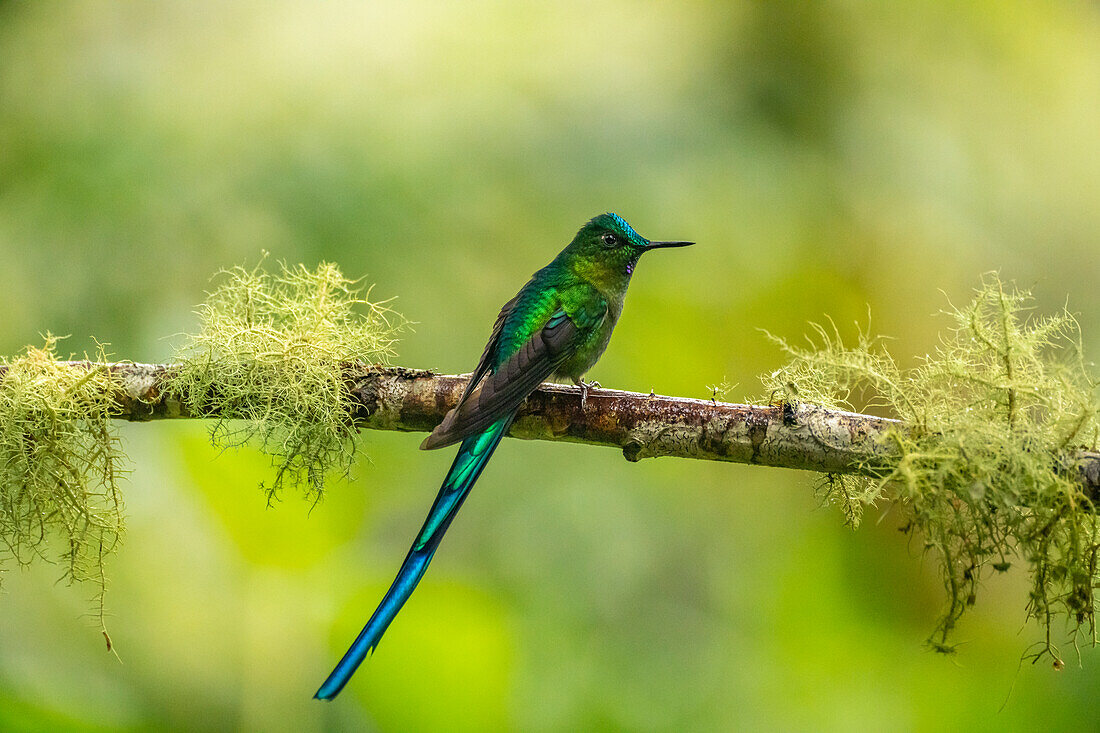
[{"xmin": 601, "ymin": 232, "xmax": 618, "ymax": 247}]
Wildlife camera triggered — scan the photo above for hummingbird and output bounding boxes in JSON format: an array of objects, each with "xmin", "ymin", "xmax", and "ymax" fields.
[{"xmin": 314, "ymin": 213, "xmax": 692, "ymax": 700}]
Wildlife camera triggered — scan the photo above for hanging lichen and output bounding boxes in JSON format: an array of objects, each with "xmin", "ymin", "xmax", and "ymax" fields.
[
  {"xmin": 760, "ymin": 274, "xmax": 1100, "ymax": 663},
  {"xmin": 167, "ymin": 257, "xmax": 406, "ymax": 504},
  {"xmin": 0, "ymin": 335, "xmax": 124, "ymax": 641},
  {"xmin": 0, "ymin": 260, "xmax": 404, "ymax": 642}
]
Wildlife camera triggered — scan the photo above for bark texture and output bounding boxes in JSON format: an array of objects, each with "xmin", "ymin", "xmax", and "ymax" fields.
[{"xmin": 44, "ymin": 361, "xmax": 1099, "ymax": 496}]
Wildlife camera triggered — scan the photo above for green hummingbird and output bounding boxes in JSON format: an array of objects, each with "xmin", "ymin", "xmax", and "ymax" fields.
[{"xmin": 315, "ymin": 213, "xmax": 692, "ymax": 699}]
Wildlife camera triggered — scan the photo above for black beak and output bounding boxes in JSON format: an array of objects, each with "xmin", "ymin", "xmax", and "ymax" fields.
[{"xmin": 644, "ymin": 240, "xmax": 694, "ymax": 250}]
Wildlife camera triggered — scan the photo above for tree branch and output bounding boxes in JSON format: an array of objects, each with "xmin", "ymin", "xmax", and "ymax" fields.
[{"xmin": 50, "ymin": 361, "xmax": 1099, "ymax": 496}]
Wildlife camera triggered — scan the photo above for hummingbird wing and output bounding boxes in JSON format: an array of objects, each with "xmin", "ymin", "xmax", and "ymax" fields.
[
  {"xmin": 453, "ymin": 294, "xmax": 519, "ymax": 410},
  {"xmin": 421, "ymin": 301, "xmax": 606, "ymax": 450}
]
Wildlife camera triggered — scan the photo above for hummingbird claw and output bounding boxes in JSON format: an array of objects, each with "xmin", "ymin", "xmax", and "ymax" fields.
[{"xmin": 573, "ymin": 378, "xmax": 599, "ymax": 410}]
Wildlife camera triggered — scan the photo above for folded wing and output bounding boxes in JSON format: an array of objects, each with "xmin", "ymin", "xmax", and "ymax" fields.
[{"xmin": 421, "ymin": 307, "xmax": 595, "ymax": 450}]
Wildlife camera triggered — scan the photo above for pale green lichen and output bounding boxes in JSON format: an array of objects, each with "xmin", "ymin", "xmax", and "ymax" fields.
[
  {"xmin": 0, "ymin": 335, "xmax": 124, "ymax": 641},
  {"xmin": 759, "ymin": 274, "xmax": 1100, "ymax": 663},
  {"xmin": 0, "ymin": 261, "xmax": 403, "ymax": 643},
  {"xmin": 168, "ymin": 258, "xmax": 405, "ymax": 503}
]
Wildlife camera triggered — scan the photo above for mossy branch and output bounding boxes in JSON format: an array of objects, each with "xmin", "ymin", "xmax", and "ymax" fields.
[
  {"xmin": 1, "ymin": 266, "xmax": 1097, "ymax": 668},
  {"xmin": 22, "ymin": 360, "xmax": 1100, "ymax": 497}
]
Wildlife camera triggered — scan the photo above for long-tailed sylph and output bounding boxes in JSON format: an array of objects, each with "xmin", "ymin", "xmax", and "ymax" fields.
[{"xmin": 315, "ymin": 213, "xmax": 692, "ymax": 699}]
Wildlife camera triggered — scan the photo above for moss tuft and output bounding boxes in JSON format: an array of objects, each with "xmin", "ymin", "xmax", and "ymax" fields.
[
  {"xmin": 168, "ymin": 258, "xmax": 405, "ymax": 503},
  {"xmin": 760, "ymin": 274, "xmax": 1100, "ymax": 662},
  {"xmin": 0, "ymin": 335, "xmax": 124, "ymax": 637}
]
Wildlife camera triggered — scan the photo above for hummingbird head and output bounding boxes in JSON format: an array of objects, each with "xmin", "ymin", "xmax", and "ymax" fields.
[{"xmin": 566, "ymin": 213, "xmax": 693, "ymax": 284}]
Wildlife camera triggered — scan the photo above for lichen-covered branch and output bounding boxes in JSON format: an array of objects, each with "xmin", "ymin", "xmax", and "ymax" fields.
[
  {"xmin": 44, "ymin": 360, "xmax": 1100, "ymax": 497},
  {"xmin": 3, "ymin": 272, "xmax": 1096, "ymax": 662}
]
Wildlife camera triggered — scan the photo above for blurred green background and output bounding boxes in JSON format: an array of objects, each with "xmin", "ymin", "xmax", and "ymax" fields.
[{"xmin": 2, "ymin": 1, "xmax": 1100, "ymax": 730}]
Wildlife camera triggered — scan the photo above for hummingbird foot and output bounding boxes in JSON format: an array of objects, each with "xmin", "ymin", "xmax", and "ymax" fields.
[{"xmin": 572, "ymin": 378, "xmax": 601, "ymax": 410}]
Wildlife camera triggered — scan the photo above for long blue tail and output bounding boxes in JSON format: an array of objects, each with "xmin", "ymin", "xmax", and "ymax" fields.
[{"xmin": 314, "ymin": 416, "xmax": 514, "ymax": 700}]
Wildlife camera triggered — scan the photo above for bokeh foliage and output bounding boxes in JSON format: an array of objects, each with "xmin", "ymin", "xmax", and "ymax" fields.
[{"xmin": 3, "ymin": 1, "xmax": 1100, "ymax": 730}]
